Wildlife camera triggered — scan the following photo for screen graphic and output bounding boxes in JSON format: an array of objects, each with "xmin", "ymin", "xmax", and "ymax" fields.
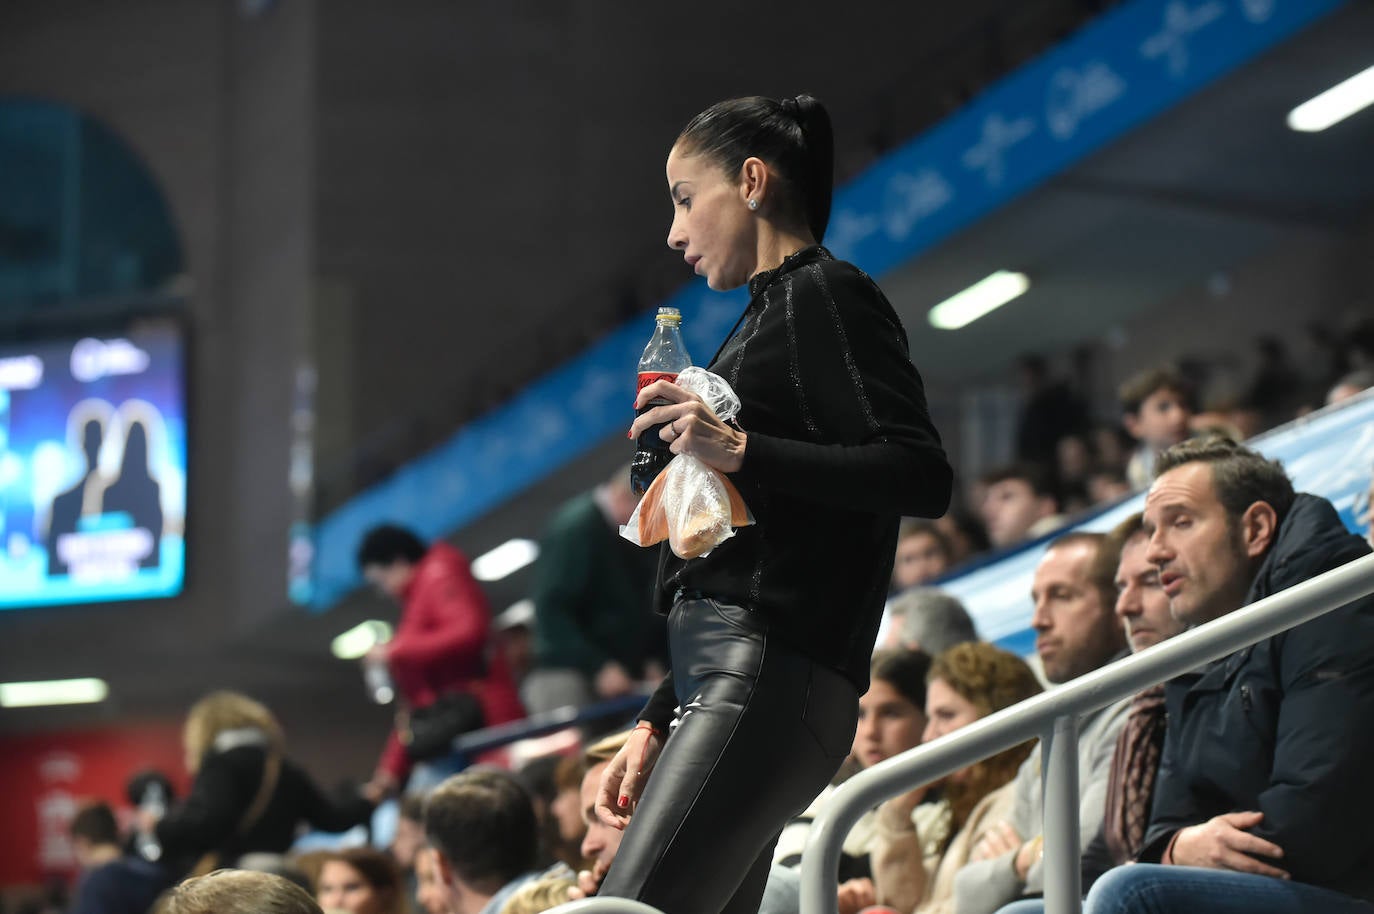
[{"xmin": 0, "ymin": 321, "xmax": 186, "ymax": 608}]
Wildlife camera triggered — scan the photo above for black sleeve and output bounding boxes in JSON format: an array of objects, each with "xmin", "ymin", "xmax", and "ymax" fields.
[
  {"xmin": 155, "ymin": 753, "xmax": 244, "ymax": 857},
  {"xmin": 732, "ymin": 265, "xmax": 951, "ymax": 518},
  {"xmin": 638, "ymin": 672, "xmax": 677, "ymax": 732},
  {"xmin": 291, "ymin": 762, "xmax": 374, "ymax": 833}
]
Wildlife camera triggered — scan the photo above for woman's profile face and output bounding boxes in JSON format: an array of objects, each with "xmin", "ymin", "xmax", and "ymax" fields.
[
  {"xmin": 922, "ymin": 677, "xmax": 982, "ymax": 744},
  {"xmin": 318, "ymin": 860, "xmax": 386, "ymax": 914},
  {"xmin": 665, "ymin": 145, "xmax": 757, "ymax": 291}
]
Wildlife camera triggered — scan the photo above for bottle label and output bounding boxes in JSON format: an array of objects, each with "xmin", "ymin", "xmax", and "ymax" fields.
[{"xmin": 636, "ymin": 371, "xmax": 679, "ymax": 397}]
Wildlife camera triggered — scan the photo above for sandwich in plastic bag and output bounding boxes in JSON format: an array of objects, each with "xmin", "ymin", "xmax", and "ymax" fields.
[{"xmin": 620, "ymin": 367, "xmax": 754, "ymax": 559}]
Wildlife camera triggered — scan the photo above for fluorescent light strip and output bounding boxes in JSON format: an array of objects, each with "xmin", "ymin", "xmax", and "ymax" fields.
[
  {"xmin": 1288, "ymin": 63, "xmax": 1374, "ymax": 132},
  {"xmin": 471, "ymin": 538, "xmax": 540, "ymax": 582},
  {"xmin": 0, "ymin": 678, "xmax": 109, "ymax": 708},
  {"xmin": 331, "ymin": 620, "xmax": 394, "ymax": 660},
  {"xmin": 928, "ymin": 271, "xmax": 1030, "ymax": 330}
]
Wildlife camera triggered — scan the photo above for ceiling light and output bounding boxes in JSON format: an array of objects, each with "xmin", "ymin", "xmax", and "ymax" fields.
[
  {"xmin": 928, "ymin": 271, "xmax": 1030, "ymax": 330},
  {"xmin": 331, "ymin": 620, "xmax": 394, "ymax": 660},
  {"xmin": 471, "ymin": 538, "xmax": 540, "ymax": 582},
  {"xmin": 0, "ymin": 678, "xmax": 109, "ymax": 708},
  {"xmin": 1288, "ymin": 63, "xmax": 1374, "ymax": 132}
]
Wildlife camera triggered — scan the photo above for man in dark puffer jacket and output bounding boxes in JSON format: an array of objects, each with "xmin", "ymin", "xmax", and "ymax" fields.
[{"xmin": 1082, "ymin": 436, "xmax": 1374, "ymax": 914}]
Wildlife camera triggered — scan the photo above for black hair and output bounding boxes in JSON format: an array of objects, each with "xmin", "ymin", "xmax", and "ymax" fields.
[
  {"xmin": 425, "ymin": 769, "xmax": 538, "ymax": 894},
  {"xmin": 70, "ymin": 802, "xmax": 119, "ymax": 845},
  {"xmin": 1155, "ymin": 435, "xmax": 1296, "ymax": 526},
  {"xmin": 675, "ymin": 94, "xmax": 834, "ymax": 243},
  {"xmin": 980, "ymin": 462, "xmax": 1058, "ymax": 502},
  {"xmin": 356, "ymin": 523, "xmax": 427, "ymax": 570},
  {"xmin": 870, "ymin": 649, "xmax": 933, "ymax": 711}
]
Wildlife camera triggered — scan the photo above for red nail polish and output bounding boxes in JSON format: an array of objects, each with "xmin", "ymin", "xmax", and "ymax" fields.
[{"xmin": 618, "ymin": 795, "xmax": 629, "ymax": 808}]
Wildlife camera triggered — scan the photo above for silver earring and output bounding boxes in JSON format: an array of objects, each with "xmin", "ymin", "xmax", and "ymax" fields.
[{"xmin": 748, "ymin": 198, "xmax": 759, "ymax": 211}]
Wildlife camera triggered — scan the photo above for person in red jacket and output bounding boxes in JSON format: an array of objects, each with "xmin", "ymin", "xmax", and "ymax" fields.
[{"xmin": 357, "ymin": 524, "xmax": 524, "ymax": 797}]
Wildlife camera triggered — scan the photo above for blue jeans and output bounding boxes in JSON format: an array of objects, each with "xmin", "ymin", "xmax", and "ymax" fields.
[{"xmin": 1083, "ymin": 865, "xmax": 1374, "ymax": 914}]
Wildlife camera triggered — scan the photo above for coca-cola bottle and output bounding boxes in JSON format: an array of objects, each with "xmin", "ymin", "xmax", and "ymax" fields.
[{"xmin": 631, "ymin": 307, "xmax": 692, "ymax": 495}]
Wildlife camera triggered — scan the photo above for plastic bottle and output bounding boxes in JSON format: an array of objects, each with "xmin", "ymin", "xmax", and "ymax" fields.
[
  {"xmin": 364, "ymin": 654, "xmax": 395, "ymax": 705},
  {"xmin": 133, "ymin": 780, "xmax": 167, "ymax": 862},
  {"xmin": 630, "ymin": 307, "xmax": 693, "ymax": 495}
]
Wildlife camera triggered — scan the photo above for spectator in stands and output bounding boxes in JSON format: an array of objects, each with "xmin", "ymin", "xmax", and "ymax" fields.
[
  {"xmin": 1119, "ymin": 366, "xmax": 1193, "ymax": 490},
  {"xmin": 935, "ymin": 506, "xmax": 992, "ymax": 566},
  {"xmin": 68, "ymin": 802, "xmax": 167, "ymax": 914},
  {"xmin": 148, "ymin": 691, "xmax": 372, "ymax": 880},
  {"xmin": 356, "ymin": 524, "xmax": 524, "ymax": 796},
  {"xmin": 1327, "ymin": 368, "xmax": 1374, "ymax": 406},
  {"xmin": 416, "ymin": 846, "xmax": 457, "ymax": 914},
  {"xmin": 545, "ymin": 755, "xmax": 591, "ymax": 870},
  {"xmin": 572, "ymin": 731, "xmax": 633, "ymax": 899},
  {"xmin": 493, "ymin": 600, "xmax": 536, "ymax": 692},
  {"xmin": 869, "ymin": 643, "xmax": 1043, "ymax": 914},
  {"xmin": 498, "ymin": 876, "xmax": 580, "ymax": 914},
  {"xmin": 71, "ymin": 801, "xmax": 122, "ymax": 871},
  {"xmin": 953, "ymin": 533, "xmax": 1130, "ymax": 914},
  {"xmin": 1015, "ymin": 354, "xmax": 1089, "ymax": 467},
  {"xmin": 523, "ymin": 465, "xmax": 661, "ymax": 715},
  {"xmin": 425, "ymin": 769, "xmax": 541, "ymax": 914},
  {"xmin": 163, "ymin": 870, "xmax": 324, "ymax": 914},
  {"xmin": 389, "ymin": 793, "xmax": 426, "ymax": 908},
  {"xmin": 1085, "ymin": 467, "xmax": 1131, "ymax": 507},
  {"xmin": 880, "ymin": 587, "xmax": 979, "ymax": 655},
  {"xmin": 1079, "ymin": 436, "xmax": 1374, "ymax": 913},
  {"xmin": 892, "ymin": 519, "xmax": 954, "ymax": 591},
  {"xmin": 980, "ymin": 464, "xmax": 1065, "ymax": 549},
  {"xmin": 769, "ymin": 650, "xmax": 930, "ymax": 913},
  {"xmin": 993, "ymin": 512, "xmax": 1189, "ymax": 914},
  {"xmin": 316, "ymin": 848, "xmax": 406, "ymax": 914}
]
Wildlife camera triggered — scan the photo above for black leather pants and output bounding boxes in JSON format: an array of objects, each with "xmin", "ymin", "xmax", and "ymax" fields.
[{"xmin": 598, "ymin": 597, "xmax": 859, "ymax": 914}]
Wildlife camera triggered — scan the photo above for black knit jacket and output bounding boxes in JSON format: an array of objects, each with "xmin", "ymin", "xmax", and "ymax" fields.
[{"xmin": 640, "ymin": 246, "xmax": 951, "ymax": 728}]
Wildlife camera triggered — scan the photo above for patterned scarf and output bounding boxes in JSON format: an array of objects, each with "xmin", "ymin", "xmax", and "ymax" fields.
[{"xmin": 1103, "ymin": 685, "xmax": 1168, "ymax": 864}]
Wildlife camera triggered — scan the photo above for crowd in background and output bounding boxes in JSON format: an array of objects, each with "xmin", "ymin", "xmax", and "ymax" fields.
[{"xmin": 15, "ymin": 313, "xmax": 1374, "ymax": 914}]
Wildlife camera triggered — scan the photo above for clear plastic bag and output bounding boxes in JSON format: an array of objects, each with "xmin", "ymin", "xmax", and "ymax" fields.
[{"xmin": 620, "ymin": 367, "xmax": 754, "ymax": 559}]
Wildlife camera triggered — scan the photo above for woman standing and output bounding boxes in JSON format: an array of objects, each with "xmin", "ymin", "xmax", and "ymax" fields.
[{"xmin": 596, "ymin": 94, "xmax": 952, "ymax": 914}]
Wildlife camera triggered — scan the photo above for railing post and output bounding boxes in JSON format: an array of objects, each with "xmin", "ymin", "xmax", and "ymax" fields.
[{"xmin": 1041, "ymin": 714, "xmax": 1082, "ymax": 914}]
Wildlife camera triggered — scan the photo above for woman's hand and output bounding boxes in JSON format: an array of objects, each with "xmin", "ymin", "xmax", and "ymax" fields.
[
  {"xmin": 971, "ymin": 819, "xmax": 1022, "ymax": 862},
  {"xmin": 629, "ymin": 380, "xmax": 747, "ymax": 474},
  {"xmin": 595, "ymin": 724, "xmax": 664, "ymax": 829},
  {"xmin": 836, "ymin": 878, "xmax": 876, "ymax": 914}
]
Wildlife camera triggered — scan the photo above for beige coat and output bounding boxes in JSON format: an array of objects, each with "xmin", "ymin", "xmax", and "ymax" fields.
[{"xmin": 871, "ymin": 781, "xmax": 1018, "ymax": 914}]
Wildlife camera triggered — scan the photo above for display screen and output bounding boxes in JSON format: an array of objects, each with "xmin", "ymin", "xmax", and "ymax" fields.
[{"xmin": 0, "ymin": 320, "xmax": 186, "ymax": 608}]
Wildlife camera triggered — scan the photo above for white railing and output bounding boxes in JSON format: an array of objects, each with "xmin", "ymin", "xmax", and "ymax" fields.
[
  {"xmin": 547, "ymin": 552, "xmax": 1374, "ymax": 914},
  {"xmin": 799, "ymin": 552, "xmax": 1374, "ymax": 914}
]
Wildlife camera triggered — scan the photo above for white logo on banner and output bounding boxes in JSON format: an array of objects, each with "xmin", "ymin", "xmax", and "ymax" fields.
[
  {"xmin": 883, "ymin": 169, "xmax": 955, "ymax": 240},
  {"xmin": 1140, "ymin": 0, "xmax": 1227, "ymax": 78},
  {"xmin": 1046, "ymin": 62, "xmax": 1129, "ymax": 140},
  {"xmin": 1239, "ymin": 0, "xmax": 1276, "ymax": 24},
  {"xmin": 962, "ymin": 113, "xmax": 1037, "ymax": 186}
]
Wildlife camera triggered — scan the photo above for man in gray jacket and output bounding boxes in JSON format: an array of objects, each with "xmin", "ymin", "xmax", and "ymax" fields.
[{"xmin": 953, "ymin": 532, "xmax": 1131, "ymax": 914}]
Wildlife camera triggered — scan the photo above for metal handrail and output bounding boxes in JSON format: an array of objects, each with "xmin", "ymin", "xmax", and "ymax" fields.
[{"xmin": 800, "ymin": 551, "xmax": 1374, "ymax": 914}]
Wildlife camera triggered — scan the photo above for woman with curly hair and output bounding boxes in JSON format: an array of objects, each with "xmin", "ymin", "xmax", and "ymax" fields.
[{"xmin": 868, "ymin": 642, "xmax": 1042, "ymax": 914}]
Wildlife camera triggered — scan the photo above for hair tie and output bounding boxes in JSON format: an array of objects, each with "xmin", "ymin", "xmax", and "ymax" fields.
[{"xmin": 779, "ymin": 96, "xmax": 801, "ymax": 121}]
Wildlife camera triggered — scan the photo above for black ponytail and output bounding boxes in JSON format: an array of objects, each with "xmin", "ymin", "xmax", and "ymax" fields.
[{"xmin": 675, "ymin": 94, "xmax": 835, "ymax": 243}]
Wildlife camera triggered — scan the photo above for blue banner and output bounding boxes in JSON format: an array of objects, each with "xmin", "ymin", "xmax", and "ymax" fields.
[{"xmin": 307, "ymin": 0, "xmax": 1346, "ymax": 610}]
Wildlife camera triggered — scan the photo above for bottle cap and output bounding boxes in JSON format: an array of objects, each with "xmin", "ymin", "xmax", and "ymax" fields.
[{"xmin": 656, "ymin": 307, "xmax": 682, "ymax": 324}]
